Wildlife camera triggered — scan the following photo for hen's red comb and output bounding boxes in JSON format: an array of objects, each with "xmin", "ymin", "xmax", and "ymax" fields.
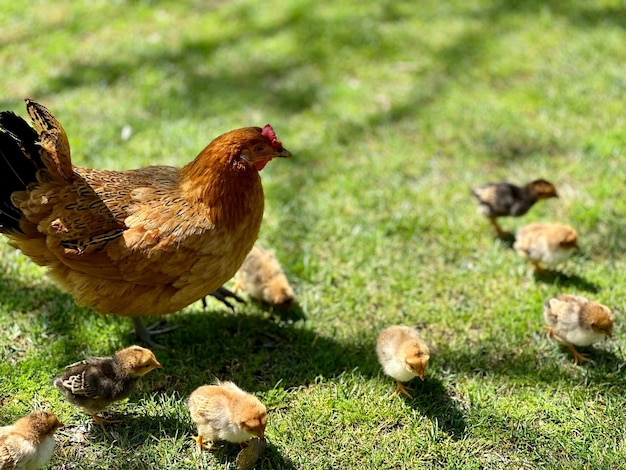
[{"xmin": 262, "ymin": 124, "xmax": 283, "ymax": 150}]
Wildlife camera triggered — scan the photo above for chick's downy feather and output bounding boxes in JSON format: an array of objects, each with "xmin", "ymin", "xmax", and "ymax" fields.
[
  {"xmin": 54, "ymin": 345, "xmax": 161, "ymax": 418},
  {"xmin": 0, "ymin": 101, "xmax": 291, "ymax": 322},
  {"xmin": 544, "ymin": 294, "xmax": 614, "ymax": 364},
  {"xmin": 471, "ymin": 179, "xmax": 557, "ymax": 235},
  {"xmin": 376, "ymin": 325, "xmax": 430, "ymax": 398},
  {"xmin": 188, "ymin": 381, "xmax": 267, "ymax": 449},
  {"xmin": 0, "ymin": 411, "xmax": 62, "ymax": 470},
  {"xmin": 514, "ymin": 222, "xmax": 578, "ymax": 270},
  {"xmin": 235, "ymin": 244, "xmax": 295, "ymax": 308}
]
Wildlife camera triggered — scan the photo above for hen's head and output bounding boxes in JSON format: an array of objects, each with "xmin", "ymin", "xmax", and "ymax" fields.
[
  {"xmin": 206, "ymin": 125, "xmax": 290, "ymax": 172},
  {"xmin": 237, "ymin": 124, "xmax": 291, "ymax": 171}
]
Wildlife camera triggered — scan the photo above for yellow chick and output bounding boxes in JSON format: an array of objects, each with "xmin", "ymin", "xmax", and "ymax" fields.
[
  {"xmin": 472, "ymin": 179, "xmax": 558, "ymax": 236},
  {"xmin": 544, "ymin": 294, "xmax": 614, "ymax": 365},
  {"xmin": 0, "ymin": 410, "xmax": 63, "ymax": 470},
  {"xmin": 235, "ymin": 244, "xmax": 295, "ymax": 309},
  {"xmin": 54, "ymin": 345, "xmax": 162, "ymax": 432},
  {"xmin": 513, "ymin": 222, "xmax": 578, "ymax": 272},
  {"xmin": 376, "ymin": 325, "xmax": 430, "ymax": 398},
  {"xmin": 188, "ymin": 381, "xmax": 267, "ymax": 451}
]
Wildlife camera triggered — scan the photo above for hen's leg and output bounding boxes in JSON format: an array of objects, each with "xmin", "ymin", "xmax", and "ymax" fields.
[
  {"xmin": 130, "ymin": 317, "xmax": 179, "ymax": 350},
  {"xmin": 201, "ymin": 286, "xmax": 246, "ymax": 311}
]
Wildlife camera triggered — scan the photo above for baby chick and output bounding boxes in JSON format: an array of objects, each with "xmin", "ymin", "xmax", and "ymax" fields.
[
  {"xmin": 235, "ymin": 244, "xmax": 295, "ymax": 309},
  {"xmin": 0, "ymin": 410, "xmax": 63, "ymax": 470},
  {"xmin": 544, "ymin": 294, "xmax": 614, "ymax": 365},
  {"xmin": 376, "ymin": 325, "xmax": 430, "ymax": 399},
  {"xmin": 54, "ymin": 345, "xmax": 161, "ymax": 432},
  {"xmin": 471, "ymin": 179, "xmax": 558, "ymax": 235},
  {"xmin": 188, "ymin": 381, "xmax": 267, "ymax": 451},
  {"xmin": 513, "ymin": 222, "xmax": 578, "ymax": 272}
]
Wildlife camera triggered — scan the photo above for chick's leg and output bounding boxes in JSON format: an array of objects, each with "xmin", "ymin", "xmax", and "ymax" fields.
[
  {"xmin": 131, "ymin": 317, "xmax": 179, "ymax": 350},
  {"xmin": 194, "ymin": 435, "xmax": 217, "ymax": 452},
  {"xmin": 567, "ymin": 344, "xmax": 592, "ymax": 366},
  {"xmin": 488, "ymin": 217, "xmax": 505, "ymax": 237},
  {"xmin": 91, "ymin": 414, "xmax": 122, "ymax": 435},
  {"xmin": 531, "ymin": 261, "xmax": 547, "ymax": 274},
  {"xmin": 391, "ymin": 381, "xmax": 413, "ymax": 399}
]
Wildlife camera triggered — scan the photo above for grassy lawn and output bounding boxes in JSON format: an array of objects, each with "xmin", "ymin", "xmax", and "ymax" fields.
[{"xmin": 1, "ymin": 0, "xmax": 625, "ymax": 468}]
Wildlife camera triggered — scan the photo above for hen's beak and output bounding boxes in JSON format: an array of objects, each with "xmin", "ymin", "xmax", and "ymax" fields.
[{"xmin": 275, "ymin": 146, "xmax": 292, "ymax": 158}]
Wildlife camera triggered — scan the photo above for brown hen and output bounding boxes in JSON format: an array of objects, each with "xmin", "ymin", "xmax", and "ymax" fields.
[{"xmin": 0, "ymin": 100, "xmax": 290, "ymax": 346}]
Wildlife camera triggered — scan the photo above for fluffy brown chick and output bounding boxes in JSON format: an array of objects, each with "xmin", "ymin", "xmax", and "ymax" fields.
[
  {"xmin": 472, "ymin": 179, "xmax": 558, "ymax": 235},
  {"xmin": 376, "ymin": 325, "xmax": 430, "ymax": 399},
  {"xmin": 513, "ymin": 222, "xmax": 578, "ymax": 272},
  {"xmin": 187, "ymin": 381, "xmax": 267, "ymax": 451},
  {"xmin": 544, "ymin": 294, "xmax": 614, "ymax": 365},
  {"xmin": 234, "ymin": 244, "xmax": 295, "ymax": 309},
  {"xmin": 53, "ymin": 345, "xmax": 161, "ymax": 432},
  {"xmin": 0, "ymin": 410, "xmax": 63, "ymax": 470}
]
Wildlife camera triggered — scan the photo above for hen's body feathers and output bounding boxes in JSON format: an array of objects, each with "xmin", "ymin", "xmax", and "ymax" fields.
[{"xmin": 0, "ymin": 101, "xmax": 290, "ymax": 321}]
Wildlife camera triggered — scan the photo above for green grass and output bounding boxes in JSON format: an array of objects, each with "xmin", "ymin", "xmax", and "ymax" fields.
[{"xmin": 1, "ymin": 0, "xmax": 626, "ymax": 468}]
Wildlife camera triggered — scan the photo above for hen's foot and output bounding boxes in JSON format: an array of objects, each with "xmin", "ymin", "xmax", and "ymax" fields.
[
  {"xmin": 201, "ymin": 286, "xmax": 246, "ymax": 311},
  {"xmin": 130, "ymin": 317, "xmax": 179, "ymax": 350}
]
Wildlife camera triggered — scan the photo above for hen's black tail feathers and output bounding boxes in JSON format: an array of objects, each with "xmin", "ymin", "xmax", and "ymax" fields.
[{"xmin": 0, "ymin": 110, "xmax": 44, "ymax": 233}]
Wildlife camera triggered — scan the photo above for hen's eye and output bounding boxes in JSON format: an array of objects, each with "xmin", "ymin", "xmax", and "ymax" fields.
[{"xmin": 254, "ymin": 145, "xmax": 265, "ymax": 152}]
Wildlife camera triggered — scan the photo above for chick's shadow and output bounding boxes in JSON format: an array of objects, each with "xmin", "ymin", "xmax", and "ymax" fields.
[
  {"xmin": 531, "ymin": 269, "xmax": 600, "ymax": 293},
  {"xmin": 163, "ymin": 306, "xmax": 469, "ymax": 442},
  {"xmin": 402, "ymin": 378, "xmax": 468, "ymax": 440}
]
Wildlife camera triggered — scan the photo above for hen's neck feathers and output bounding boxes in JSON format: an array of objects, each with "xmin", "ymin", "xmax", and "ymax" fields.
[{"xmin": 179, "ymin": 129, "xmax": 263, "ymax": 230}]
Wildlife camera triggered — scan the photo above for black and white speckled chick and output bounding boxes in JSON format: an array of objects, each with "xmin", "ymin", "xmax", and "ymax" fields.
[
  {"xmin": 472, "ymin": 179, "xmax": 558, "ymax": 235},
  {"xmin": 54, "ymin": 345, "xmax": 161, "ymax": 431}
]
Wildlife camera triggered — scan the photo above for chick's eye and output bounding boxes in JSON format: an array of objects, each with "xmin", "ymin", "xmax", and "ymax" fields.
[{"xmin": 254, "ymin": 145, "xmax": 265, "ymax": 152}]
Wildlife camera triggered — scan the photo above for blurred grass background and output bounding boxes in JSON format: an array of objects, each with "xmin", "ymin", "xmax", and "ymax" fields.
[{"xmin": 1, "ymin": 0, "xmax": 625, "ymax": 468}]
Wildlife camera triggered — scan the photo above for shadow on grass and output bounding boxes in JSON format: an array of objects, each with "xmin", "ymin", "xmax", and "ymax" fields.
[
  {"xmin": 532, "ymin": 269, "xmax": 600, "ymax": 293},
  {"xmin": 404, "ymin": 378, "xmax": 468, "ymax": 440},
  {"xmin": 205, "ymin": 441, "xmax": 296, "ymax": 470},
  {"xmin": 22, "ymin": 0, "xmax": 623, "ymax": 161},
  {"xmin": 438, "ymin": 333, "xmax": 626, "ymax": 394}
]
